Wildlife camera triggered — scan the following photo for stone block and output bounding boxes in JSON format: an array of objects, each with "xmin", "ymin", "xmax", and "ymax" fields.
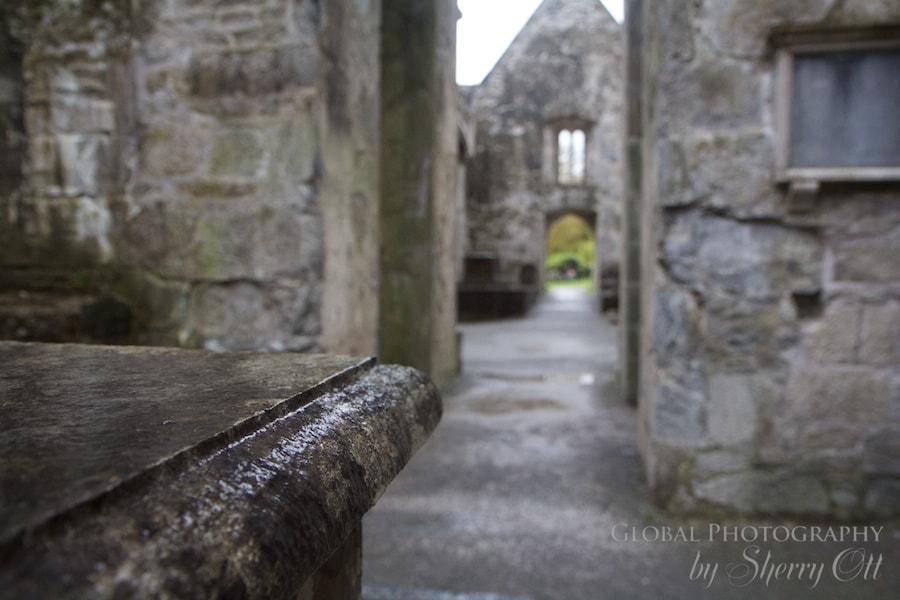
[
  {"xmin": 694, "ymin": 449, "xmax": 751, "ymax": 475},
  {"xmin": 184, "ymin": 279, "xmax": 321, "ymax": 352},
  {"xmin": 859, "ymin": 301, "xmax": 900, "ymax": 366},
  {"xmin": 26, "ymin": 135, "xmax": 57, "ymax": 181},
  {"xmin": 684, "ymin": 61, "xmax": 762, "ymax": 128},
  {"xmin": 707, "ymin": 374, "xmax": 758, "ymax": 445},
  {"xmin": 209, "ymin": 128, "xmax": 265, "ymax": 178},
  {"xmin": 269, "ymin": 109, "xmax": 318, "ymax": 186},
  {"xmin": 784, "ymin": 366, "xmax": 892, "ymax": 427},
  {"xmin": 55, "ymin": 133, "xmax": 109, "ymax": 196},
  {"xmin": 652, "ymin": 286, "xmax": 702, "ymax": 366},
  {"xmin": 684, "ymin": 132, "xmax": 782, "ymax": 218},
  {"xmin": 142, "ymin": 122, "xmax": 207, "ymax": 177},
  {"xmin": 694, "ymin": 470, "xmax": 829, "ymax": 515},
  {"xmin": 863, "ymin": 427, "xmax": 900, "ymax": 476},
  {"xmin": 805, "ymin": 298, "xmax": 861, "ymax": 364},
  {"xmin": 705, "ymin": 289, "xmax": 797, "ymax": 369},
  {"xmin": 50, "ymin": 95, "xmax": 115, "ymax": 134},
  {"xmin": 662, "ymin": 211, "xmax": 821, "ymax": 300},
  {"xmin": 257, "ymin": 201, "xmax": 324, "ymax": 278},
  {"xmin": 837, "ymin": 0, "xmax": 900, "ymax": 21},
  {"xmin": 73, "ymin": 196, "xmax": 113, "ymax": 262},
  {"xmin": 863, "ymin": 479, "xmax": 900, "ymax": 519},
  {"xmin": 832, "ymin": 228, "xmax": 900, "ymax": 283},
  {"xmin": 700, "ymin": 0, "xmax": 835, "ymax": 58},
  {"xmin": 186, "ymin": 46, "xmax": 317, "ymax": 99},
  {"xmin": 653, "ymin": 371, "xmax": 707, "ymax": 443}
]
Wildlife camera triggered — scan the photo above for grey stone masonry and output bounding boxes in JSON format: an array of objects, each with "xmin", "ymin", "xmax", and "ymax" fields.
[
  {"xmin": 0, "ymin": 342, "xmax": 441, "ymax": 599},
  {"xmin": 466, "ymin": 0, "xmax": 623, "ymax": 291},
  {"xmin": 633, "ymin": 0, "xmax": 900, "ymax": 518}
]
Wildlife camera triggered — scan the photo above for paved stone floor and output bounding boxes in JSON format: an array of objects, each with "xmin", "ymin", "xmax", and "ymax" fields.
[{"xmin": 362, "ymin": 288, "xmax": 898, "ymax": 599}]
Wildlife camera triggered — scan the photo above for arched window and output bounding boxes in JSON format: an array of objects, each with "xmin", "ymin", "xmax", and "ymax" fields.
[{"xmin": 557, "ymin": 128, "xmax": 586, "ymax": 185}]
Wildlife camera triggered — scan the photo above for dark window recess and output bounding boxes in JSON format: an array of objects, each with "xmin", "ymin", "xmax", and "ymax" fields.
[
  {"xmin": 790, "ymin": 48, "xmax": 900, "ymax": 169},
  {"xmin": 792, "ymin": 290, "xmax": 823, "ymax": 320}
]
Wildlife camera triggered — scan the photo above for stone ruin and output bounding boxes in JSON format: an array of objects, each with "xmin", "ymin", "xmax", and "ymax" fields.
[{"xmin": 1, "ymin": 0, "xmax": 898, "ymax": 534}]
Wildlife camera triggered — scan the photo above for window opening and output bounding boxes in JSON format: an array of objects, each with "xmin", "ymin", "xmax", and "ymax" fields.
[{"xmin": 557, "ymin": 128, "xmax": 586, "ymax": 185}]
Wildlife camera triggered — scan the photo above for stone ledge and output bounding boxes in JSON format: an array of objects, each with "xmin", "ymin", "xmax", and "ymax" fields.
[{"xmin": 0, "ymin": 341, "xmax": 441, "ymax": 598}]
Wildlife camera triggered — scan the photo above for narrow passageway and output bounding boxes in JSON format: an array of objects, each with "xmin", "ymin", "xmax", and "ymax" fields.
[
  {"xmin": 362, "ymin": 288, "xmax": 655, "ymax": 599},
  {"xmin": 361, "ymin": 289, "xmax": 895, "ymax": 600}
]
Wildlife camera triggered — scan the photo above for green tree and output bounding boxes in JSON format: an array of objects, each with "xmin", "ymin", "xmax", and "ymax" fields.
[{"xmin": 545, "ymin": 214, "xmax": 594, "ymax": 277}]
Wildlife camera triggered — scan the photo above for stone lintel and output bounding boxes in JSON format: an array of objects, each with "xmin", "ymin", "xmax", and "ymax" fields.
[{"xmin": 0, "ymin": 341, "xmax": 441, "ymax": 598}]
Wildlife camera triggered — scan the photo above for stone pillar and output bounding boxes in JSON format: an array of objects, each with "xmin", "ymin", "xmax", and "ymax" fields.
[
  {"xmin": 318, "ymin": 0, "xmax": 382, "ymax": 357},
  {"xmin": 379, "ymin": 0, "xmax": 459, "ymax": 387},
  {"xmin": 619, "ymin": 0, "xmax": 643, "ymax": 407}
]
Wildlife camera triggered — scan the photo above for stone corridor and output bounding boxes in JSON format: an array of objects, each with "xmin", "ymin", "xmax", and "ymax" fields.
[{"xmin": 361, "ymin": 289, "xmax": 897, "ymax": 600}]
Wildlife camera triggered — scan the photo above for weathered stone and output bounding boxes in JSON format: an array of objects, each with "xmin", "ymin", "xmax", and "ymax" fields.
[
  {"xmin": 0, "ymin": 341, "xmax": 441, "ymax": 599},
  {"xmin": 141, "ymin": 121, "xmax": 208, "ymax": 177},
  {"xmin": 684, "ymin": 132, "xmax": 782, "ymax": 217},
  {"xmin": 700, "ymin": 0, "xmax": 836, "ymax": 58},
  {"xmin": 465, "ymin": 0, "xmax": 622, "ymax": 289},
  {"xmin": 705, "ymin": 289, "xmax": 798, "ymax": 370},
  {"xmin": 832, "ymin": 228, "xmax": 900, "ymax": 283},
  {"xmin": 694, "ymin": 471, "xmax": 829, "ymax": 515},
  {"xmin": 694, "ymin": 449, "xmax": 751, "ymax": 475},
  {"xmin": 184, "ymin": 278, "xmax": 322, "ymax": 352},
  {"xmin": 863, "ymin": 427, "xmax": 900, "ymax": 476},
  {"xmin": 785, "ymin": 366, "xmax": 892, "ymax": 424},
  {"xmin": 662, "ymin": 210, "xmax": 822, "ymax": 300},
  {"xmin": 637, "ymin": 0, "xmax": 900, "ymax": 519},
  {"xmin": 50, "ymin": 95, "xmax": 115, "ymax": 134},
  {"xmin": 863, "ymin": 478, "xmax": 900, "ymax": 519},
  {"xmin": 56, "ymin": 133, "xmax": 109, "ymax": 196},
  {"xmin": 805, "ymin": 298, "xmax": 862, "ymax": 364},
  {"xmin": 707, "ymin": 374, "xmax": 758, "ymax": 445},
  {"xmin": 835, "ymin": 0, "xmax": 900, "ymax": 22},
  {"xmin": 651, "ymin": 286, "xmax": 702, "ymax": 366},
  {"xmin": 209, "ymin": 128, "xmax": 266, "ymax": 178},
  {"xmin": 654, "ymin": 371, "xmax": 707, "ymax": 442},
  {"xmin": 683, "ymin": 61, "xmax": 763, "ymax": 128}
]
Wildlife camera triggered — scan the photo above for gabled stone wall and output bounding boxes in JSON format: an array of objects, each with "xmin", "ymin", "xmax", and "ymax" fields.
[
  {"xmin": 633, "ymin": 0, "xmax": 900, "ymax": 518},
  {"xmin": 465, "ymin": 0, "xmax": 623, "ymax": 291}
]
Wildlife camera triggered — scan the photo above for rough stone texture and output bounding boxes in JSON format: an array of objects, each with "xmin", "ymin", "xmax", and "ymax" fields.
[
  {"xmin": 379, "ymin": 0, "xmax": 460, "ymax": 387},
  {"xmin": 0, "ymin": 1, "xmax": 327, "ymax": 352},
  {"xmin": 632, "ymin": 0, "xmax": 900, "ymax": 518},
  {"xmin": 465, "ymin": 0, "xmax": 623, "ymax": 292},
  {"xmin": 0, "ymin": 341, "xmax": 441, "ymax": 599},
  {"xmin": 1, "ymin": 0, "xmax": 460, "ymax": 386},
  {"xmin": 317, "ymin": 0, "xmax": 381, "ymax": 358}
]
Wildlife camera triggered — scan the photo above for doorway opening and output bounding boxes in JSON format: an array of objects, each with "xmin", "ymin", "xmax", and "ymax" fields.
[{"xmin": 544, "ymin": 212, "xmax": 597, "ymax": 295}]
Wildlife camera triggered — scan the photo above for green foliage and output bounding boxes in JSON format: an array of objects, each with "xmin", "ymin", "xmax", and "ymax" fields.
[
  {"xmin": 546, "ymin": 214, "xmax": 593, "ymax": 256},
  {"xmin": 545, "ymin": 214, "xmax": 594, "ymax": 278}
]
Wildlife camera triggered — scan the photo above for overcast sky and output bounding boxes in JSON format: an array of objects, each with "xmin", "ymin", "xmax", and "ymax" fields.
[{"xmin": 456, "ymin": 0, "xmax": 625, "ymax": 85}]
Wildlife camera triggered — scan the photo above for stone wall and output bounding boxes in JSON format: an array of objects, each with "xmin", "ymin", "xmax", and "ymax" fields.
[
  {"xmin": 634, "ymin": 0, "xmax": 900, "ymax": 518},
  {"xmin": 379, "ymin": 0, "xmax": 460, "ymax": 386},
  {"xmin": 1, "ymin": 0, "xmax": 461, "ymax": 385},
  {"xmin": 1, "ymin": 0, "xmax": 347, "ymax": 352},
  {"xmin": 465, "ymin": 0, "xmax": 622, "ymax": 290}
]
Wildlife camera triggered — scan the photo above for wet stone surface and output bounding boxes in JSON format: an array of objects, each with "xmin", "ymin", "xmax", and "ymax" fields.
[{"xmin": 0, "ymin": 341, "xmax": 441, "ymax": 599}]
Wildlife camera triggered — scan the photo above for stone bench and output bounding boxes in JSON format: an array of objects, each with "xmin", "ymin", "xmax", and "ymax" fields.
[{"xmin": 0, "ymin": 341, "xmax": 441, "ymax": 599}]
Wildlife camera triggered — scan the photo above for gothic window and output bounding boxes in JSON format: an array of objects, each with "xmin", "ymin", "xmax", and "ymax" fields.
[{"xmin": 557, "ymin": 128, "xmax": 586, "ymax": 185}]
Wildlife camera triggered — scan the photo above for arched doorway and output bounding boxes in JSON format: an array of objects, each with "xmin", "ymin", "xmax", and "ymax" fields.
[{"xmin": 544, "ymin": 211, "xmax": 598, "ymax": 294}]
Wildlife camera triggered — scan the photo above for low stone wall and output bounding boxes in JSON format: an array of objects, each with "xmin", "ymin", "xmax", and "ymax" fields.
[{"xmin": 0, "ymin": 342, "xmax": 441, "ymax": 598}]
